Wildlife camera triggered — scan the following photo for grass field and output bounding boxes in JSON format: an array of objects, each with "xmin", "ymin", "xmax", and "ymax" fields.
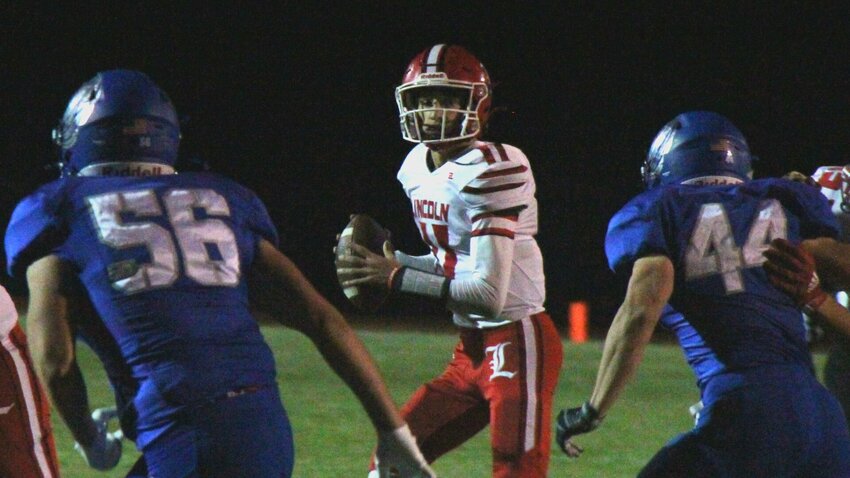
[{"xmin": 53, "ymin": 325, "xmax": 828, "ymax": 477}]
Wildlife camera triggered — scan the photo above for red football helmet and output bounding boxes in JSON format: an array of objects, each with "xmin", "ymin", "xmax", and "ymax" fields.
[{"xmin": 395, "ymin": 44, "xmax": 491, "ymax": 144}]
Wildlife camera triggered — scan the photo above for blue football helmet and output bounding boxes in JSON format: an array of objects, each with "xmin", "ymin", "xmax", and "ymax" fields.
[
  {"xmin": 642, "ymin": 111, "xmax": 754, "ymax": 189},
  {"xmin": 52, "ymin": 69, "xmax": 180, "ymax": 176}
]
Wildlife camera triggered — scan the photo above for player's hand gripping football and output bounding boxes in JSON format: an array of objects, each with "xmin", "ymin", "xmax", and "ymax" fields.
[
  {"xmin": 336, "ymin": 240, "xmax": 400, "ymax": 290},
  {"xmin": 763, "ymin": 238, "xmax": 828, "ymax": 314},
  {"xmin": 556, "ymin": 402, "xmax": 602, "ymax": 458},
  {"xmin": 375, "ymin": 424, "xmax": 437, "ymax": 477},
  {"xmin": 74, "ymin": 406, "xmax": 123, "ymax": 470}
]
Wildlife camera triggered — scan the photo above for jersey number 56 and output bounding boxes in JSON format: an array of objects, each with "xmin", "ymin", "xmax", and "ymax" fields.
[{"xmin": 86, "ymin": 188, "xmax": 240, "ymax": 293}]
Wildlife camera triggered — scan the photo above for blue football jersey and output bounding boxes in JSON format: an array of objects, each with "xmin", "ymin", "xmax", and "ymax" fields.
[
  {"xmin": 5, "ymin": 172, "xmax": 280, "ymax": 447},
  {"xmin": 605, "ymin": 179, "xmax": 839, "ymax": 395}
]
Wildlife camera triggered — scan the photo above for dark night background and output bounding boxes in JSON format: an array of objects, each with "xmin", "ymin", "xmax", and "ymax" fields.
[{"xmin": 3, "ymin": 3, "xmax": 850, "ymax": 330}]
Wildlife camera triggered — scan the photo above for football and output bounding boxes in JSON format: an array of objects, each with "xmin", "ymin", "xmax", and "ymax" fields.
[{"xmin": 335, "ymin": 214, "xmax": 390, "ymax": 312}]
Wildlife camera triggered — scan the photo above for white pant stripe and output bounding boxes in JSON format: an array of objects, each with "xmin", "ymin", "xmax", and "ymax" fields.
[
  {"xmin": 521, "ymin": 317, "xmax": 538, "ymax": 451},
  {"xmin": 2, "ymin": 335, "xmax": 53, "ymax": 478}
]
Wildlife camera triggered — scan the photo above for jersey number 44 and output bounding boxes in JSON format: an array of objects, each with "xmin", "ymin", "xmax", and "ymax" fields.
[{"xmin": 685, "ymin": 199, "xmax": 786, "ymax": 294}]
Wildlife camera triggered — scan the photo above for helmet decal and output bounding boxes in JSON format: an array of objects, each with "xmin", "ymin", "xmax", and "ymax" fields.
[{"xmin": 423, "ymin": 44, "xmax": 448, "ymax": 73}]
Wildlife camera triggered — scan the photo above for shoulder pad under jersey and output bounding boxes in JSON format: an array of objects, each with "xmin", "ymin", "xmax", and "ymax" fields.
[
  {"xmin": 5, "ymin": 180, "xmax": 69, "ymax": 277},
  {"xmin": 605, "ymin": 188, "xmax": 669, "ymax": 275}
]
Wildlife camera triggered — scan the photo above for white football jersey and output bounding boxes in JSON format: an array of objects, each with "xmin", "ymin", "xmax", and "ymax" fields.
[
  {"xmin": 812, "ymin": 166, "xmax": 850, "ymax": 242},
  {"xmin": 812, "ymin": 166, "xmax": 850, "ymax": 307},
  {"xmin": 397, "ymin": 141, "xmax": 545, "ymax": 328},
  {"xmin": 0, "ymin": 286, "xmax": 18, "ymax": 337}
]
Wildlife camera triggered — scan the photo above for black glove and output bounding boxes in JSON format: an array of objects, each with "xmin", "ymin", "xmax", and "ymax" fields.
[{"xmin": 556, "ymin": 401, "xmax": 602, "ymax": 455}]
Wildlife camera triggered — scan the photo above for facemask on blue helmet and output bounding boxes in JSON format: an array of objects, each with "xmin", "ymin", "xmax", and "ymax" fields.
[
  {"xmin": 642, "ymin": 111, "xmax": 754, "ymax": 189},
  {"xmin": 52, "ymin": 70, "xmax": 180, "ymax": 177}
]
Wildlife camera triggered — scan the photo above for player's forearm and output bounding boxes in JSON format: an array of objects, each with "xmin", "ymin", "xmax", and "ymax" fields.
[
  {"xmin": 29, "ymin": 316, "xmax": 98, "ymax": 446},
  {"xmin": 803, "ymin": 238, "xmax": 850, "ymax": 290},
  {"xmin": 394, "ymin": 251, "xmax": 438, "ymax": 272},
  {"xmin": 394, "ymin": 234, "xmax": 513, "ymax": 318},
  {"xmin": 809, "ymin": 295, "xmax": 850, "ymax": 338},
  {"xmin": 40, "ymin": 361, "xmax": 99, "ymax": 447},
  {"xmin": 448, "ymin": 234, "xmax": 513, "ymax": 317},
  {"xmin": 447, "ymin": 275, "xmax": 504, "ymax": 317},
  {"xmin": 589, "ymin": 304, "xmax": 657, "ymax": 416},
  {"xmin": 253, "ymin": 241, "xmax": 404, "ymax": 430},
  {"xmin": 25, "ymin": 255, "xmax": 99, "ymax": 445},
  {"xmin": 308, "ymin": 309, "xmax": 403, "ymax": 431},
  {"xmin": 390, "ymin": 267, "xmax": 506, "ymax": 317},
  {"xmin": 590, "ymin": 255, "xmax": 672, "ymax": 417}
]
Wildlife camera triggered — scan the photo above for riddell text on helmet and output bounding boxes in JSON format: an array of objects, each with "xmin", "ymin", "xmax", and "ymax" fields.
[{"xmin": 81, "ymin": 164, "xmax": 172, "ymax": 177}]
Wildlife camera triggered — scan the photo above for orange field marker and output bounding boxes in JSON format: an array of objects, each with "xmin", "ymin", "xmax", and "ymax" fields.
[{"xmin": 569, "ymin": 301, "xmax": 589, "ymax": 343}]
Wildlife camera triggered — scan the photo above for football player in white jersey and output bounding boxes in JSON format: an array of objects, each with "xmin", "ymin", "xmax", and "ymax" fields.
[
  {"xmin": 337, "ymin": 44, "xmax": 563, "ymax": 477},
  {"xmin": 0, "ymin": 285, "xmax": 60, "ymax": 477}
]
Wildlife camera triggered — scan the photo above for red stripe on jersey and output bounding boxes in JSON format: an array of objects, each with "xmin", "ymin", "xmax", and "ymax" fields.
[
  {"xmin": 443, "ymin": 250, "xmax": 457, "ymax": 279},
  {"xmin": 471, "ymin": 211, "xmax": 519, "ymax": 222},
  {"xmin": 432, "ymin": 224, "xmax": 457, "ymax": 278},
  {"xmin": 420, "ymin": 222, "xmax": 456, "ymax": 279},
  {"xmin": 477, "ymin": 164, "xmax": 528, "ymax": 179},
  {"xmin": 462, "ymin": 182, "xmax": 525, "ymax": 194},
  {"xmin": 478, "ymin": 145, "xmax": 496, "ymax": 164},
  {"xmin": 471, "ymin": 205, "xmax": 527, "ymax": 223},
  {"xmin": 815, "ymin": 166, "xmax": 843, "ymax": 190},
  {"xmin": 471, "ymin": 227, "xmax": 516, "ymax": 239},
  {"xmin": 495, "ymin": 143, "xmax": 509, "ymax": 161}
]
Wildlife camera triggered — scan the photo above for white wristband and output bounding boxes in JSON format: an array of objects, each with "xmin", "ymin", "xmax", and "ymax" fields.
[{"xmin": 394, "ymin": 268, "xmax": 450, "ymax": 300}]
